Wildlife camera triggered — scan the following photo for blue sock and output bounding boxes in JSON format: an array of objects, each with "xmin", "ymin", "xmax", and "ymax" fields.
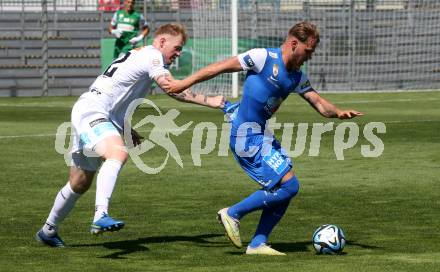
[
  {"xmin": 249, "ymin": 201, "xmax": 290, "ymax": 248},
  {"xmin": 227, "ymin": 175, "xmax": 300, "ymax": 220}
]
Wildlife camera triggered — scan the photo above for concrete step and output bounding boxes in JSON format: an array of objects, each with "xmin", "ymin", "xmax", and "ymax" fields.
[
  {"xmin": 0, "ymin": 64, "xmax": 101, "ymax": 78},
  {"xmin": 0, "ymin": 47, "xmax": 100, "ymax": 57},
  {"xmin": 0, "ymin": 87, "xmax": 89, "ymax": 97},
  {"xmin": 0, "ymin": 39, "xmax": 100, "ymax": 48},
  {"xmin": 25, "ymin": 57, "xmax": 99, "ymax": 66}
]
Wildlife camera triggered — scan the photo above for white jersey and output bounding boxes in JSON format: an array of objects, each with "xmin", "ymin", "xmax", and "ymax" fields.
[{"xmin": 80, "ymin": 45, "xmax": 169, "ymax": 129}]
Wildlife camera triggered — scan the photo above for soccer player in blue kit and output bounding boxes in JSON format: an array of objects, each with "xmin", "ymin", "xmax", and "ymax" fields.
[{"xmin": 166, "ymin": 21, "xmax": 363, "ymax": 255}]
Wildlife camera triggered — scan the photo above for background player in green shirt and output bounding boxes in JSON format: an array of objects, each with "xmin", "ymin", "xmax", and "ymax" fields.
[{"xmin": 108, "ymin": 0, "xmax": 150, "ymax": 58}]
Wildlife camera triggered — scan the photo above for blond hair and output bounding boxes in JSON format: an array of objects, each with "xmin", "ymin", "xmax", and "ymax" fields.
[{"xmin": 155, "ymin": 23, "xmax": 188, "ymax": 44}]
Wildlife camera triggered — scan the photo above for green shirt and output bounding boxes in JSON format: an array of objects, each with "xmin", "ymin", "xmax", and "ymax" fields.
[{"xmin": 111, "ymin": 9, "xmax": 147, "ymax": 57}]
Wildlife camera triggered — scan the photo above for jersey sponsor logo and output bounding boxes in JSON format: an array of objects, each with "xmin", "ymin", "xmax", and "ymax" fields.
[
  {"xmin": 273, "ymin": 64, "xmax": 279, "ymax": 77},
  {"xmin": 263, "ymin": 149, "xmax": 288, "ymax": 175},
  {"xmin": 243, "ymin": 54, "xmax": 254, "ymax": 68},
  {"xmin": 268, "ymin": 51, "xmax": 278, "ymax": 59},
  {"xmin": 267, "ymin": 76, "xmax": 280, "ymax": 89},
  {"xmin": 118, "ymin": 23, "xmax": 135, "ymax": 32}
]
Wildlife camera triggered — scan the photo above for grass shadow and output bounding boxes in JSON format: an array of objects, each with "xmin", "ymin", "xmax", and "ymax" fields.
[
  {"xmin": 70, "ymin": 233, "xmax": 224, "ymax": 259},
  {"xmin": 273, "ymin": 239, "xmax": 382, "ymax": 253},
  {"xmin": 271, "ymin": 240, "xmax": 311, "ymax": 253},
  {"xmin": 347, "ymin": 240, "xmax": 383, "ymax": 250}
]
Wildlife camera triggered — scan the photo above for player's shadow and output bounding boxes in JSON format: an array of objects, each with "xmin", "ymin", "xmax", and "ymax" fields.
[
  {"xmin": 346, "ymin": 240, "xmax": 382, "ymax": 250},
  {"xmin": 70, "ymin": 233, "xmax": 225, "ymax": 259}
]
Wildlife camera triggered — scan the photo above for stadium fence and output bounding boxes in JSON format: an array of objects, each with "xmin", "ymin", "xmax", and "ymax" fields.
[{"xmin": 0, "ymin": 0, "xmax": 439, "ymax": 97}]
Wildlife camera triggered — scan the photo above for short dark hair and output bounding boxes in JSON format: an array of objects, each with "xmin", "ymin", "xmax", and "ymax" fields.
[
  {"xmin": 155, "ymin": 23, "xmax": 188, "ymax": 45},
  {"xmin": 288, "ymin": 21, "xmax": 320, "ymax": 44}
]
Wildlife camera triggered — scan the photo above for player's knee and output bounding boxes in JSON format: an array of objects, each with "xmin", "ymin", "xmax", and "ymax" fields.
[
  {"xmin": 103, "ymin": 145, "xmax": 128, "ymax": 163},
  {"xmin": 112, "ymin": 150, "xmax": 128, "ymax": 164}
]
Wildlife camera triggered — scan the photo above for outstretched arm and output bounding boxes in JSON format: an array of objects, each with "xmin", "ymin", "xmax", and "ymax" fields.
[
  {"xmin": 154, "ymin": 73, "xmax": 225, "ymax": 108},
  {"xmin": 167, "ymin": 89, "xmax": 225, "ymax": 109},
  {"xmin": 301, "ymin": 90, "xmax": 363, "ymax": 119},
  {"xmin": 163, "ymin": 56, "xmax": 244, "ymax": 94}
]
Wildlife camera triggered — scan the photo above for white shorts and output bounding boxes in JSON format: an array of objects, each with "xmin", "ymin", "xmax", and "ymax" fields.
[{"xmin": 69, "ymin": 98, "xmax": 121, "ymax": 171}]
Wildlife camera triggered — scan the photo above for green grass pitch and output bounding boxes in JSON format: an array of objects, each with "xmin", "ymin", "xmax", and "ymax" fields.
[{"xmin": 0, "ymin": 91, "xmax": 439, "ymax": 271}]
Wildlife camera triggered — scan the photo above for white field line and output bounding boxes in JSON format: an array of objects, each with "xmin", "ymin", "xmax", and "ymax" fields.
[
  {"xmin": 321, "ymin": 89, "xmax": 440, "ymax": 94},
  {"xmin": 336, "ymin": 97, "xmax": 440, "ymax": 104},
  {"xmin": 0, "ymin": 119, "xmax": 438, "ymax": 139}
]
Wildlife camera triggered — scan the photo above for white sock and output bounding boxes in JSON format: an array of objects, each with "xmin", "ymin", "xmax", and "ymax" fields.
[
  {"xmin": 94, "ymin": 159, "xmax": 123, "ymax": 222},
  {"xmin": 44, "ymin": 182, "xmax": 81, "ymax": 236}
]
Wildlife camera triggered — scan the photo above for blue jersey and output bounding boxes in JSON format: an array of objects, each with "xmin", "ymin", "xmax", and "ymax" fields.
[
  {"xmin": 232, "ymin": 48, "xmax": 313, "ymax": 136},
  {"xmin": 226, "ymin": 48, "xmax": 313, "ymax": 189}
]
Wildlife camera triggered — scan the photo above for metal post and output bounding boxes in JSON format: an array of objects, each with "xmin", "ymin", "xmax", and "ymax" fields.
[
  {"xmin": 348, "ymin": 0, "xmax": 355, "ymax": 90},
  {"xmin": 302, "ymin": 0, "xmax": 310, "ymax": 74},
  {"xmin": 303, "ymin": 0, "xmax": 310, "ymax": 21},
  {"xmin": 42, "ymin": 0, "xmax": 49, "ymax": 96},
  {"xmin": 150, "ymin": 0, "xmax": 156, "ymax": 31},
  {"xmin": 250, "ymin": 0, "xmax": 257, "ymax": 40},
  {"xmin": 20, "ymin": 0, "xmax": 25, "ymax": 64},
  {"xmin": 144, "ymin": 0, "xmax": 147, "ymax": 45},
  {"xmin": 231, "ymin": 0, "xmax": 238, "ymax": 98},
  {"xmin": 99, "ymin": 10, "xmax": 103, "ymax": 39}
]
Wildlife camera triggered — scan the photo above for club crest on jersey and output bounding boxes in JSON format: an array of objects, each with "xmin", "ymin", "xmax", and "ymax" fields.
[
  {"xmin": 273, "ymin": 64, "xmax": 279, "ymax": 77},
  {"xmin": 243, "ymin": 55, "xmax": 254, "ymax": 68}
]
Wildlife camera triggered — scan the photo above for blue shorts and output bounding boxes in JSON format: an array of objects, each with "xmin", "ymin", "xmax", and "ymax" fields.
[{"xmin": 230, "ymin": 134, "xmax": 292, "ymax": 190}]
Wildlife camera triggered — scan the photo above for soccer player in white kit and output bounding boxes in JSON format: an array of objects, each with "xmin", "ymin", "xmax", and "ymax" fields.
[{"xmin": 36, "ymin": 23, "xmax": 225, "ymax": 247}]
